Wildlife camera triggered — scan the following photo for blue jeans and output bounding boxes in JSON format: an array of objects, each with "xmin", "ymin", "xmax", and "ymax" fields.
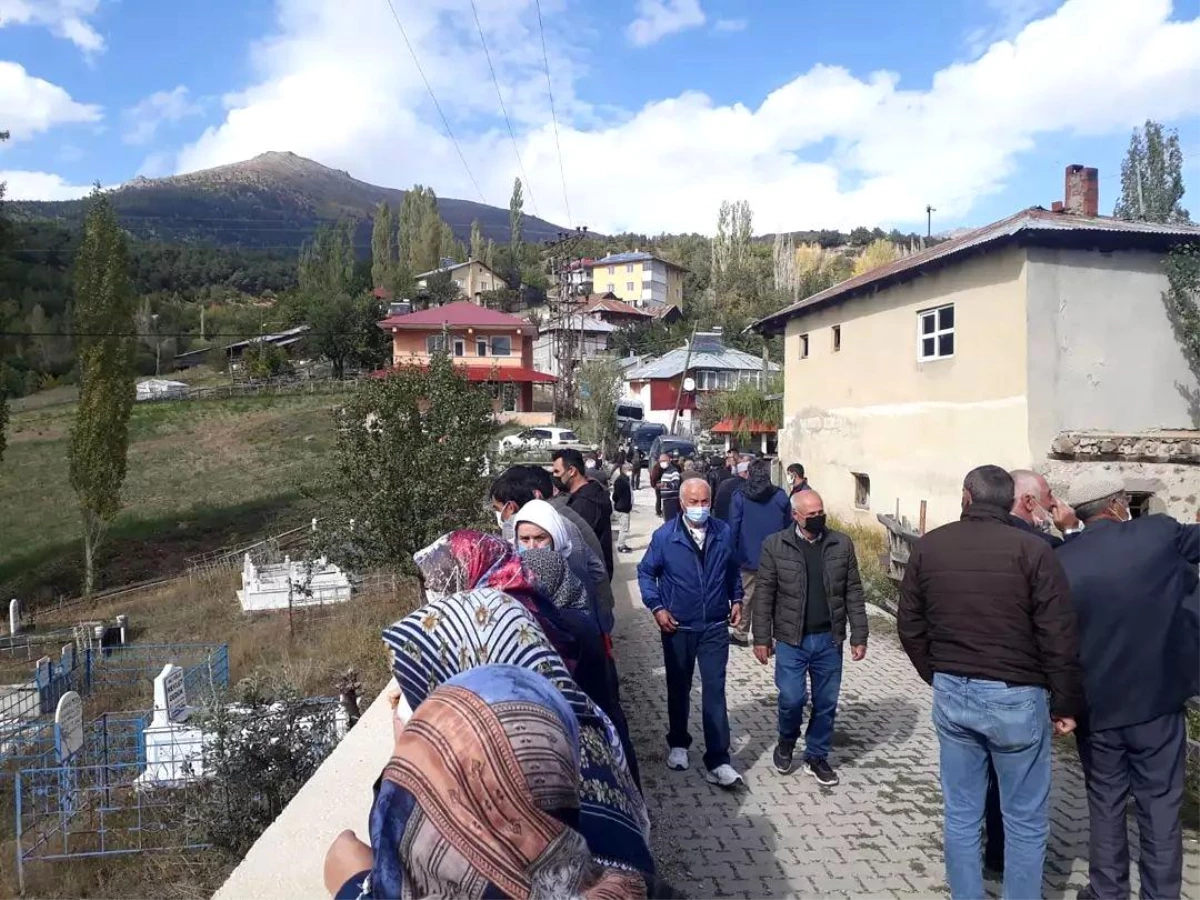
[
  {"xmin": 661, "ymin": 620, "xmax": 730, "ymax": 770},
  {"xmin": 775, "ymin": 631, "xmax": 843, "ymax": 761},
  {"xmin": 932, "ymin": 673, "xmax": 1051, "ymax": 900}
]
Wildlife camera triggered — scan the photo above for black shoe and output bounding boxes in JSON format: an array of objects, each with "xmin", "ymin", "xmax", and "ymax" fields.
[
  {"xmin": 805, "ymin": 758, "xmax": 839, "ymax": 786},
  {"xmin": 773, "ymin": 741, "xmax": 795, "ymax": 775},
  {"xmin": 728, "ymin": 631, "xmax": 749, "ymax": 647}
]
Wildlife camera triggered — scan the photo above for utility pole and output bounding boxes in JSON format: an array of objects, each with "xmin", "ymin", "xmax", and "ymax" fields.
[
  {"xmin": 543, "ymin": 226, "xmax": 588, "ymax": 419},
  {"xmin": 926, "ymin": 204, "xmax": 936, "ymax": 238},
  {"xmin": 669, "ymin": 324, "xmax": 698, "ymax": 436}
]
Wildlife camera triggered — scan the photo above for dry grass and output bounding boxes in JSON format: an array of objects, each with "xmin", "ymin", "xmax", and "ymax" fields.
[{"xmin": 830, "ymin": 514, "xmax": 900, "ymax": 614}]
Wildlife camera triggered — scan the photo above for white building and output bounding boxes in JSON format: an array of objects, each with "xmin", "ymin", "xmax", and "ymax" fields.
[
  {"xmin": 532, "ymin": 315, "xmax": 616, "ymax": 379},
  {"xmin": 136, "ymin": 379, "xmax": 189, "ymax": 401}
]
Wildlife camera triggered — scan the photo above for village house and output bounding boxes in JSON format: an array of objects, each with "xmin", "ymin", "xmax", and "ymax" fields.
[
  {"xmin": 754, "ymin": 164, "xmax": 1200, "ymax": 527},
  {"xmin": 531, "ymin": 314, "xmax": 616, "ymax": 379},
  {"xmin": 622, "ymin": 330, "xmax": 779, "ymax": 433},
  {"xmin": 376, "ymin": 301, "xmax": 555, "ymax": 424},
  {"xmin": 414, "ymin": 259, "xmax": 508, "ymax": 303},
  {"xmin": 584, "ymin": 294, "xmax": 654, "ymax": 328},
  {"xmin": 590, "ymin": 251, "xmax": 687, "ymax": 309}
]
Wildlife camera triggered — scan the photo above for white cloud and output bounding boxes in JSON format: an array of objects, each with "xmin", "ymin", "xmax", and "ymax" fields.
[
  {"xmin": 627, "ymin": 0, "xmax": 706, "ymax": 46},
  {"xmin": 0, "ymin": 169, "xmax": 92, "ymax": 200},
  {"xmin": 172, "ymin": 0, "xmax": 1200, "ymax": 234},
  {"xmin": 966, "ymin": 0, "xmax": 1060, "ymax": 55},
  {"xmin": 0, "ymin": 0, "xmax": 104, "ymax": 54},
  {"xmin": 0, "ymin": 61, "xmax": 101, "ymax": 139},
  {"xmin": 122, "ymin": 86, "xmax": 203, "ymax": 145},
  {"xmin": 713, "ymin": 18, "xmax": 746, "ymax": 33}
]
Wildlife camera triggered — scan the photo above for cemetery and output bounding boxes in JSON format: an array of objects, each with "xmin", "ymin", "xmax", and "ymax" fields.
[{"xmin": 236, "ymin": 552, "xmax": 353, "ymax": 612}]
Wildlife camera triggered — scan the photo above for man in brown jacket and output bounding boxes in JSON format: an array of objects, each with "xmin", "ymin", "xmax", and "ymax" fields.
[
  {"xmin": 752, "ymin": 489, "xmax": 868, "ymax": 786},
  {"xmin": 898, "ymin": 465, "xmax": 1083, "ymax": 900}
]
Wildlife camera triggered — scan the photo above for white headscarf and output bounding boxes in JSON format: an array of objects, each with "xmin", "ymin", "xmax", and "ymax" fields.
[{"xmin": 512, "ymin": 498, "xmax": 574, "ymax": 559}]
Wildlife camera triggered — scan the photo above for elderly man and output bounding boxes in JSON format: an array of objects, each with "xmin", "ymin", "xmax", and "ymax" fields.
[
  {"xmin": 899, "ymin": 465, "xmax": 1083, "ymax": 900},
  {"xmin": 1057, "ymin": 474, "xmax": 1199, "ymax": 900},
  {"xmin": 1009, "ymin": 469, "xmax": 1082, "ymax": 548},
  {"xmin": 637, "ymin": 476, "xmax": 745, "ymax": 788},
  {"xmin": 752, "ymin": 489, "xmax": 868, "ymax": 785}
]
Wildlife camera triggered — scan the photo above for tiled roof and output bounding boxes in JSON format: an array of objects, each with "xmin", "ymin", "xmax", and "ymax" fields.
[
  {"xmin": 624, "ymin": 336, "xmax": 781, "ymax": 380},
  {"xmin": 376, "ymin": 301, "xmax": 533, "ymax": 331},
  {"xmin": 710, "ymin": 418, "xmax": 778, "ymax": 434},
  {"xmin": 753, "ymin": 207, "xmax": 1200, "ymax": 333},
  {"xmin": 539, "ymin": 315, "xmax": 616, "ymax": 334},
  {"xmin": 591, "ymin": 251, "xmax": 688, "ymax": 271},
  {"xmin": 414, "ymin": 258, "xmax": 504, "ymax": 280},
  {"xmin": 585, "ymin": 296, "xmax": 651, "ymax": 318}
]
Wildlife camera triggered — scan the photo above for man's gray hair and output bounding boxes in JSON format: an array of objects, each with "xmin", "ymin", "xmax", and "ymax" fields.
[
  {"xmin": 1075, "ymin": 493, "xmax": 1121, "ymax": 522},
  {"xmin": 963, "ymin": 465, "xmax": 1015, "ymax": 510}
]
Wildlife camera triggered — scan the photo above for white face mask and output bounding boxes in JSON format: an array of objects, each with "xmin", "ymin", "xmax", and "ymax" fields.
[{"xmin": 495, "ymin": 507, "xmax": 516, "ymax": 543}]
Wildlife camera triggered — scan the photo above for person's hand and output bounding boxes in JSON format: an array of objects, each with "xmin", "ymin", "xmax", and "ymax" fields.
[
  {"xmin": 851, "ymin": 644, "xmax": 867, "ymax": 662},
  {"xmin": 753, "ymin": 643, "xmax": 772, "ymax": 665},
  {"xmin": 387, "ymin": 680, "xmax": 412, "ymax": 744},
  {"xmin": 1052, "ymin": 499, "xmax": 1079, "ymax": 533},
  {"xmin": 653, "ymin": 609, "xmax": 679, "ymax": 634},
  {"xmin": 1053, "ymin": 716, "xmax": 1077, "ymax": 736},
  {"xmin": 729, "ymin": 602, "xmax": 743, "ymax": 628}
]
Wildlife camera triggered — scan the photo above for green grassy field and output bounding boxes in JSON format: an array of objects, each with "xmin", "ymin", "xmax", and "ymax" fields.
[{"xmin": 0, "ymin": 391, "xmax": 341, "ymax": 603}]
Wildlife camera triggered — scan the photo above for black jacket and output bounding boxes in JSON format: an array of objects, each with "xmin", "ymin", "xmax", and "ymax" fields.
[
  {"xmin": 713, "ymin": 476, "xmax": 744, "ymax": 523},
  {"xmin": 566, "ymin": 479, "xmax": 614, "ymax": 577},
  {"xmin": 1056, "ymin": 515, "xmax": 1199, "ymax": 731},
  {"xmin": 754, "ymin": 527, "xmax": 868, "ymax": 647},
  {"xmin": 898, "ymin": 503, "xmax": 1084, "ymax": 718},
  {"xmin": 1008, "ymin": 513, "xmax": 1064, "ymax": 548},
  {"xmin": 612, "ymin": 474, "xmax": 633, "ymax": 514}
]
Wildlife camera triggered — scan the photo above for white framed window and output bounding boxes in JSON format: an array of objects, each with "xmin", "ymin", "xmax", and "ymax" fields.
[
  {"xmin": 626, "ymin": 263, "xmax": 634, "ymax": 273},
  {"xmin": 799, "ymin": 333, "xmax": 810, "ymax": 359},
  {"xmin": 607, "ymin": 283, "xmax": 615, "ymax": 292},
  {"xmin": 626, "ymin": 281, "xmax": 635, "ymax": 292},
  {"xmin": 918, "ymin": 304, "xmax": 955, "ymax": 361},
  {"xmin": 426, "ymin": 334, "xmax": 447, "ymax": 354},
  {"xmin": 476, "ymin": 338, "xmax": 488, "ymax": 356},
  {"xmin": 607, "ymin": 265, "xmax": 615, "ymax": 275},
  {"xmin": 453, "ymin": 337, "xmax": 465, "ymax": 357}
]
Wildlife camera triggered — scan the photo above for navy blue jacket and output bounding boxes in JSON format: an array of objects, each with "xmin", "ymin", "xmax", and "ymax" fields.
[
  {"xmin": 729, "ymin": 486, "xmax": 792, "ymax": 570},
  {"xmin": 637, "ymin": 516, "xmax": 744, "ymax": 628},
  {"xmin": 1056, "ymin": 514, "xmax": 1199, "ymax": 731}
]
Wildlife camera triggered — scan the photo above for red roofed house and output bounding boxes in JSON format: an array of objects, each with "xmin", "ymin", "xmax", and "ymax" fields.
[
  {"xmin": 376, "ymin": 301, "xmax": 556, "ymax": 424},
  {"xmin": 584, "ymin": 294, "xmax": 653, "ymax": 328}
]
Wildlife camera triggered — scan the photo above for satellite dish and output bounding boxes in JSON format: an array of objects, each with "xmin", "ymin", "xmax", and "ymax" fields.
[{"xmin": 682, "ymin": 377, "xmax": 696, "ymax": 392}]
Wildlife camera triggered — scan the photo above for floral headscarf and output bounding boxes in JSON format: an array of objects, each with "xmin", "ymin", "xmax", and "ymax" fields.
[{"xmin": 520, "ymin": 547, "xmax": 590, "ymax": 613}]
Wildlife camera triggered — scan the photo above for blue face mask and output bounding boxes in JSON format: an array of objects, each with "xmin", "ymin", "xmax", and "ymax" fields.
[{"xmin": 684, "ymin": 506, "xmax": 710, "ymax": 526}]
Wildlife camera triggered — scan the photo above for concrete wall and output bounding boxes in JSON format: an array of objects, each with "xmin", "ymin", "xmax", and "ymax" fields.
[
  {"xmin": 779, "ymin": 246, "xmax": 1031, "ymax": 529},
  {"xmin": 1024, "ymin": 246, "xmax": 1198, "ymax": 454},
  {"xmin": 390, "ymin": 328, "xmax": 529, "ymax": 368}
]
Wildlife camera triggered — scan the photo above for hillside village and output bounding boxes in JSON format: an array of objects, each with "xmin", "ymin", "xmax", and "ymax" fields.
[{"xmin": 1, "ymin": 102, "xmax": 1198, "ymax": 900}]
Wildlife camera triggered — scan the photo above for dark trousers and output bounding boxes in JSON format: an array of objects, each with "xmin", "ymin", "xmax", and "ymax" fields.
[
  {"xmin": 661, "ymin": 621, "xmax": 731, "ymax": 771},
  {"xmin": 631, "ymin": 466, "xmax": 641, "ymax": 490},
  {"xmin": 662, "ymin": 497, "xmax": 680, "ymax": 522},
  {"xmin": 1076, "ymin": 711, "xmax": 1186, "ymax": 900},
  {"xmin": 984, "ymin": 759, "xmax": 1005, "ymax": 869}
]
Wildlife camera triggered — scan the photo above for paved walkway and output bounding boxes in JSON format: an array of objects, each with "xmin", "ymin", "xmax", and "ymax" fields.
[{"xmin": 611, "ymin": 486, "xmax": 1199, "ymax": 899}]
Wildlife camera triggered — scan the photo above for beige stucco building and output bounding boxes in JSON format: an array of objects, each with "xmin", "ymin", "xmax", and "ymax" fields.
[
  {"xmin": 414, "ymin": 259, "xmax": 508, "ymax": 302},
  {"xmin": 755, "ymin": 169, "xmax": 1200, "ymax": 528}
]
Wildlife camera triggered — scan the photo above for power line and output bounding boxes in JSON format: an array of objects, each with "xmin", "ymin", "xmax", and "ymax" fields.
[
  {"xmin": 534, "ymin": 0, "xmax": 571, "ymax": 226},
  {"xmin": 468, "ymin": 0, "xmax": 539, "ymax": 217},
  {"xmin": 381, "ymin": 0, "xmax": 488, "ymax": 205},
  {"xmin": 7, "ymin": 330, "xmax": 377, "ymax": 339}
]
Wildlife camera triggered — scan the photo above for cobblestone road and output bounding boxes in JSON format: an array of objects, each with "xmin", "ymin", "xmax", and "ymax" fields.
[{"xmin": 611, "ymin": 488, "xmax": 1199, "ymax": 898}]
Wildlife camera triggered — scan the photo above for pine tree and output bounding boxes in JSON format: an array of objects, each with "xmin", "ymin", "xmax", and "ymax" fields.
[
  {"xmin": 68, "ymin": 188, "xmax": 138, "ymax": 596},
  {"xmin": 470, "ymin": 219, "xmax": 484, "ymax": 262},
  {"xmin": 370, "ymin": 202, "xmax": 397, "ymax": 289},
  {"xmin": 1114, "ymin": 120, "xmax": 1190, "ymax": 224}
]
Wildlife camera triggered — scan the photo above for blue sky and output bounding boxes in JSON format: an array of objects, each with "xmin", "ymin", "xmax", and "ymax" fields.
[{"xmin": 0, "ymin": 0, "xmax": 1198, "ymax": 234}]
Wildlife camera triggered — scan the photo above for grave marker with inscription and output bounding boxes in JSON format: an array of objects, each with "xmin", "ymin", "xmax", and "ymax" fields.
[{"xmin": 55, "ymin": 691, "xmax": 84, "ymax": 762}]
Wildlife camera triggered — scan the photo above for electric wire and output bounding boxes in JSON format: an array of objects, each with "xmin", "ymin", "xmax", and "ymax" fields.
[{"xmin": 534, "ymin": 0, "xmax": 572, "ymax": 226}]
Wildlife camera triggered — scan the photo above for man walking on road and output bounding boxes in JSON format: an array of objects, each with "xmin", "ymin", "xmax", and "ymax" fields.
[
  {"xmin": 552, "ymin": 448, "xmax": 614, "ymax": 578},
  {"xmin": 1056, "ymin": 474, "xmax": 1199, "ymax": 900},
  {"xmin": 898, "ymin": 465, "xmax": 1083, "ymax": 900},
  {"xmin": 612, "ymin": 464, "xmax": 634, "ymax": 554},
  {"xmin": 637, "ymin": 477, "xmax": 745, "ymax": 788},
  {"xmin": 714, "ymin": 459, "xmax": 748, "ymax": 522},
  {"xmin": 752, "ymin": 489, "xmax": 868, "ymax": 786},
  {"xmin": 728, "ymin": 459, "xmax": 792, "ymax": 647},
  {"xmin": 655, "ymin": 453, "xmax": 683, "ymax": 523}
]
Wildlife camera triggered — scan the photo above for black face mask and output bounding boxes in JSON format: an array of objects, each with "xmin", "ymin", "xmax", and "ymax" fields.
[
  {"xmin": 551, "ymin": 474, "xmax": 570, "ymax": 494},
  {"xmin": 803, "ymin": 513, "xmax": 827, "ymax": 536}
]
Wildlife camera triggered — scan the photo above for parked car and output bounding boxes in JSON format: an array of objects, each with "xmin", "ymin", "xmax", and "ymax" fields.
[
  {"xmin": 629, "ymin": 423, "xmax": 667, "ymax": 462},
  {"xmin": 498, "ymin": 426, "xmax": 579, "ymax": 453},
  {"xmin": 648, "ymin": 435, "xmax": 697, "ymax": 463},
  {"xmin": 616, "ymin": 399, "xmax": 646, "ymax": 437}
]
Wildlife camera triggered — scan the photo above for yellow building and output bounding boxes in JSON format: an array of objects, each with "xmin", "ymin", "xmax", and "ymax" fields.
[
  {"xmin": 415, "ymin": 259, "xmax": 508, "ymax": 303},
  {"xmin": 589, "ymin": 251, "xmax": 686, "ymax": 309},
  {"xmin": 753, "ymin": 167, "xmax": 1200, "ymax": 529}
]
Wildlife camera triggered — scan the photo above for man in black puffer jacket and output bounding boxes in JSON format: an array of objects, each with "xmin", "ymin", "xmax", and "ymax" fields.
[{"xmin": 753, "ymin": 489, "xmax": 868, "ymax": 787}]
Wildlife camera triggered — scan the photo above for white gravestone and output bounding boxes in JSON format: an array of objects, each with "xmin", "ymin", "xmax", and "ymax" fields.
[
  {"xmin": 34, "ymin": 656, "xmax": 52, "ymax": 688},
  {"xmin": 61, "ymin": 643, "xmax": 76, "ymax": 672},
  {"xmin": 55, "ymin": 691, "xmax": 84, "ymax": 763},
  {"xmin": 8, "ymin": 597, "xmax": 20, "ymax": 635},
  {"xmin": 153, "ymin": 663, "xmax": 188, "ymax": 726}
]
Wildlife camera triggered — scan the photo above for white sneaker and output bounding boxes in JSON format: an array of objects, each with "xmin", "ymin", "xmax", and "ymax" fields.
[
  {"xmin": 666, "ymin": 747, "xmax": 689, "ymax": 771},
  {"xmin": 705, "ymin": 763, "xmax": 743, "ymax": 788}
]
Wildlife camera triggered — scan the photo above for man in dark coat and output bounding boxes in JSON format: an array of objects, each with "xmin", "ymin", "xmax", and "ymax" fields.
[
  {"xmin": 898, "ymin": 465, "xmax": 1083, "ymax": 900},
  {"xmin": 1056, "ymin": 473, "xmax": 1199, "ymax": 900},
  {"xmin": 714, "ymin": 459, "xmax": 747, "ymax": 523},
  {"xmin": 552, "ymin": 448, "xmax": 614, "ymax": 578},
  {"xmin": 612, "ymin": 464, "xmax": 633, "ymax": 553},
  {"xmin": 728, "ymin": 459, "xmax": 792, "ymax": 646},
  {"xmin": 786, "ymin": 462, "xmax": 811, "ymax": 496},
  {"xmin": 655, "ymin": 453, "xmax": 683, "ymax": 522},
  {"xmin": 753, "ymin": 489, "xmax": 868, "ymax": 786}
]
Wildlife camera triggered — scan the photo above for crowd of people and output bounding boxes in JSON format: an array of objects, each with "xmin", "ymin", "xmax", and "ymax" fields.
[{"xmin": 321, "ymin": 442, "xmax": 1197, "ymax": 900}]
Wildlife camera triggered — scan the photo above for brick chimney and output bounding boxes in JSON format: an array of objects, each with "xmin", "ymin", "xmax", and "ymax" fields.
[{"xmin": 1063, "ymin": 164, "xmax": 1099, "ymax": 217}]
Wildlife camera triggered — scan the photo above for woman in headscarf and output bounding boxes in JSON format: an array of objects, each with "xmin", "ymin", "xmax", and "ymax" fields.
[
  {"xmin": 381, "ymin": 589, "xmax": 651, "ymax": 874},
  {"xmin": 511, "ymin": 497, "xmax": 574, "ymax": 555},
  {"xmin": 325, "ymin": 665, "xmax": 672, "ymax": 900}
]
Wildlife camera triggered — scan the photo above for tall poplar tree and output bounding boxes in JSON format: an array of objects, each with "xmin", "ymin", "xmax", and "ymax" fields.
[
  {"xmin": 370, "ymin": 202, "xmax": 397, "ymax": 288},
  {"xmin": 470, "ymin": 219, "xmax": 484, "ymax": 262},
  {"xmin": 68, "ymin": 188, "xmax": 137, "ymax": 596},
  {"xmin": 1114, "ymin": 120, "xmax": 1190, "ymax": 224}
]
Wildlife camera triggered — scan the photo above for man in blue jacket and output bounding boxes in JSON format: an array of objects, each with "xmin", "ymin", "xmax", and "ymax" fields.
[
  {"xmin": 1056, "ymin": 474, "xmax": 1199, "ymax": 900},
  {"xmin": 637, "ymin": 475, "xmax": 745, "ymax": 788},
  {"xmin": 728, "ymin": 458, "xmax": 793, "ymax": 646}
]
